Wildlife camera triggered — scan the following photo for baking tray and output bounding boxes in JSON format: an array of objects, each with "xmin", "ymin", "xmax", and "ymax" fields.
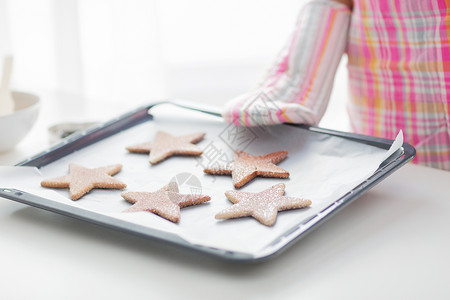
[{"xmin": 0, "ymin": 99, "xmax": 416, "ymax": 262}]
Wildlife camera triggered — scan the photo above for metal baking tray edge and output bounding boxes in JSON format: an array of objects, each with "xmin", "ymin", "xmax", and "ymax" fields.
[{"xmin": 0, "ymin": 99, "xmax": 416, "ymax": 263}]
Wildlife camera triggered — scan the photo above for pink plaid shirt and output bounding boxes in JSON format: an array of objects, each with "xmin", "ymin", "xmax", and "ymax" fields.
[{"xmin": 347, "ymin": 0, "xmax": 450, "ymax": 170}]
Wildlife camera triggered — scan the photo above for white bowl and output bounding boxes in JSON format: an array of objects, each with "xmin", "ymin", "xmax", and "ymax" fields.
[{"xmin": 0, "ymin": 91, "xmax": 40, "ymax": 152}]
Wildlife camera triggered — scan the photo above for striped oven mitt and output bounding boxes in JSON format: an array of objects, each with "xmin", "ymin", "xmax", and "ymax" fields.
[{"xmin": 223, "ymin": 0, "xmax": 351, "ymax": 126}]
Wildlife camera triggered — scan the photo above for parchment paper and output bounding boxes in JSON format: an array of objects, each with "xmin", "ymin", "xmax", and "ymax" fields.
[{"xmin": 0, "ymin": 105, "xmax": 403, "ymax": 255}]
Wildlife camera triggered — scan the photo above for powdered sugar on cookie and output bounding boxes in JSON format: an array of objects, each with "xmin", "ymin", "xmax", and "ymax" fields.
[
  {"xmin": 122, "ymin": 182, "xmax": 210, "ymax": 223},
  {"xmin": 216, "ymin": 183, "xmax": 311, "ymax": 226},
  {"xmin": 204, "ymin": 150, "xmax": 289, "ymax": 188},
  {"xmin": 126, "ymin": 130, "xmax": 205, "ymax": 164},
  {"xmin": 41, "ymin": 163, "xmax": 126, "ymax": 200}
]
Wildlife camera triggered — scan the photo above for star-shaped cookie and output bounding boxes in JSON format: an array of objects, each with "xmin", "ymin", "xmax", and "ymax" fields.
[
  {"xmin": 216, "ymin": 183, "xmax": 311, "ymax": 226},
  {"xmin": 41, "ymin": 163, "xmax": 127, "ymax": 200},
  {"xmin": 204, "ymin": 150, "xmax": 289, "ymax": 188},
  {"xmin": 122, "ymin": 182, "xmax": 210, "ymax": 223},
  {"xmin": 126, "ymin": 130, "xmax": 205, "ymax": 164}
]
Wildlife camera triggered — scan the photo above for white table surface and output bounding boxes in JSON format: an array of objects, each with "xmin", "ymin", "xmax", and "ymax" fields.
[{"xmin": 1, "ymin": 93, "xmax": 449, "ymax": 300}]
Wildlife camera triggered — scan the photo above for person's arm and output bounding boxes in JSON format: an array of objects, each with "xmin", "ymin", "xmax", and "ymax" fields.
[{"xmin": 223, "ymin": 0, "xmax": 352, "ymax": 126}]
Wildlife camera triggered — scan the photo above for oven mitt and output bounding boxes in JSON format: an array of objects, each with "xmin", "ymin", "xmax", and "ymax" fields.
[{"xmin": 222, "ymin": 0, "xmax": 351, "ymax": 126}]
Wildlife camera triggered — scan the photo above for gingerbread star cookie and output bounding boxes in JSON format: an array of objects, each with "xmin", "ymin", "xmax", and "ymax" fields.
[
  {"xmin": 216, "ymin": 183, "xmax": 311, "ymax": 226},
  {"xmin": 126, "ymin": 130, "xmax": 205, "ymax": 164},
  {"xmin": 204, "ymin": 150, "xmax": 289, "ymax": 188},
  {"xmin": 122, "ymin": 182, "xmax": 210, "ymax": 223},
  {"xmin": 41, "ymin": 163, "xmax": 126, "ymax": 200}
]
